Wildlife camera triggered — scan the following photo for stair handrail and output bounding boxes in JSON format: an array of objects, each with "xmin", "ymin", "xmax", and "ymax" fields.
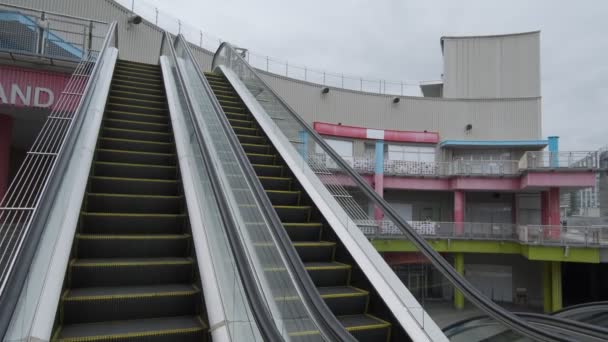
[
  {"xmin": 0, "ymin": 21, "xmax": 118, "ymax": 340},
  {"xmin": 212, "ymin": 41, "xmax": 569, "ymax": 342}
]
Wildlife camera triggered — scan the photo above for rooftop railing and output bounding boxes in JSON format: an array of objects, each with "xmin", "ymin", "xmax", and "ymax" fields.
[
  {"xmin": 519, "ymin": 151, "xmax": 598, "ymax": 170},
  {"xmin": 364, "ymin": 220, "xmax": 608, "ymax": 247},
  {"xmin": 114, "ymin": 0, "xmax": 422, "ymax": 96},
  {"xmin": 0, "ymin": 3, "xmax": 107, "ymax": 61},
  {"xmin": 450, "ymin": 159, "xmax": 520, "ymax": 176}
]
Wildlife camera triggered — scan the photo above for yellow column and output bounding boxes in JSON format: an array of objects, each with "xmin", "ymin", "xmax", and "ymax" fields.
[
  {"xmin": 542, "ymin": 262, "xmax": 552, "ymax": 313},
  {"xmin": 551, "ymin": 261, "xmax": 563, "ymax": 312},
  {"xmin": 454, "ymin": 253, "xmax": 465, "ymax": 309}
]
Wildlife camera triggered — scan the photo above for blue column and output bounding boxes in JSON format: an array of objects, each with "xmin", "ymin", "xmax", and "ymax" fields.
[
  {"xmin": 548, "ymin": 136, "xmax": 559, "ymax": 167},
  {"xmin": 299, "ymin": 130, "xmax": 308, "ymax": 159},
  {"xmin": 375, "ymin": 140, "xmax": 384, "ymax": 175}
]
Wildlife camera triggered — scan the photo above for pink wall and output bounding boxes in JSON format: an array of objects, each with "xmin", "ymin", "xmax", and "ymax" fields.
[
  {"xmin": 0, "ymin": 115, "xmax": 12, "ymax": 200},
  {"xmin": 0, "ymin": 65, "xmax": 78, "ymax": 111}
]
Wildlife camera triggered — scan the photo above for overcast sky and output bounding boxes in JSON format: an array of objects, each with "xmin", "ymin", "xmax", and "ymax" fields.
[{"xmin": 140, "ymin": 0, "xmax": 607, "ymax": 151}]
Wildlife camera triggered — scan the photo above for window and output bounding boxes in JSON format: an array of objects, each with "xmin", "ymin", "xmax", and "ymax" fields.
[
  {"xmin": 317, "ymin": 138, "xmax": 354, "ymax": 164},
  {"xmin": 387, "ymin": 144, "xmax": 435, "ymax": 162}
]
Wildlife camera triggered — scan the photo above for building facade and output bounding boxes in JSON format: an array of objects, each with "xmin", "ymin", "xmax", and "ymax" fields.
[{"xmin": 1, "ymin": 0, "xmax": 605, "ymax": 314}]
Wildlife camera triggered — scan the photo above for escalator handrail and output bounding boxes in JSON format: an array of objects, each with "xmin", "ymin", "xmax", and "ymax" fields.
[
  {"xmin": 552, "ymin": 301, "xmax": 608, "ymax": 317},
  {"xmin": 211, "ymin": 41, "xmax": 568, "ymax": 342},
  {"xmin": 164, "ymin": 32, "xmax": 285, "ymax": 342},
  {"xmin": 0, "ymin": 21, "xmax": 118, "ymax": 340},
  {"xmin": 178, "ymin": 34, "xmax": 357, "ymax": 342}
]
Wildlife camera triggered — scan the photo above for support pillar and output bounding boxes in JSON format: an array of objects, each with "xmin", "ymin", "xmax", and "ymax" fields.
[
  {"xmin": 454, "ymin": 253, "xmax": 465, "ymax": 309},
  {"xmin": 548, "ymin": 136, "xmax": 559, "ymax": 167},
  {"xmin": 374, "ymin": 140, "xmax": 384, "ymax": 220},
  {"xmin": 551, "ymin": 261, "xmax": 563, "ymax": 312},
  {"xmin": 542, "ymin": 261, "xmax": 552, "ymax": 313},
  {"xmin": 454, "ymin": 190, "xmax": 464, "ymax": 235},
  {"xmin": 0, "ymin": 114, "xmax": 12, "ymax": 201},
  {"xmin": 541, "ymin": 188, "xmax": 561, "ymax": 239}
]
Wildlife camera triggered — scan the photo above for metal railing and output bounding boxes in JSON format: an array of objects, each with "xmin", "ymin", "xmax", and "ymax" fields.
[
  {"xmin": 363, "ymin": 220, "xmax": 608, "ymax": 247},
  {"xmin": 451, "ymin": 159, "xmax": 519, "ymax": 176},
  {"xmin": 519, "ymin": 151, "xmax": 598, "ymax": 170},
  {"xmin": 0, "ymin": 20, "xmax": 116, "ymax": 338},
  {"xmin": 384, "ymin": 159, "xmax": 450, "ymax": 176},
  {"xmin": 0, "ymin": 3, "xmax": 108, "ymax": 60},
  {"xmin": 113, "ymin": 0, "xmax": 422, "ymax": 96}
]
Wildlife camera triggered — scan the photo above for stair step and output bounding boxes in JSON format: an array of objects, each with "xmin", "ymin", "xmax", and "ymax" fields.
[
  {"xmin": 90, "ymin": 176, "xmax": 178, "ymax": 196},
  {"xmin": 242, "ymin": 143, "xmax": 270, "ymax": 154},
  {"xmin": 108, "ymin": 95, "xmax": 166, "ymax": 109},
  {"xmin": 113, "ymin": 74, "xmax": 163, "ymax": 85},
  {"xmin": 76, "ymin": 234, "xmax": 190, "ymax": 258},
  {"xmin": 80, "ymin": 212, "xmax": 185, "ymax": 234},
  {"xmin": 61, "ymin": 284, "xmax": 199, "ymax": 324},
  {"xmin": 117, "ymin": 60, "xmax": 160, "ymax": 71},
  {"xmin": 112, "ymin": 83, "xmax": 164, "ymax": 96},
  {"xmin": 252, "ymin": 164, "xmax": 283, "ymax": 177},
  {"xmin": 110, "ymin": 89, "xmax": 165, "ymax": 102},
  {"xmin": 287, "ymin": 314, "xmax": 390, "ymax": 342},
  {"xmin": 94, "ymin": 161, "xmax": 176, "ymax": 180},
  {"xmin": 293, "ymin": 241, "xmax": 335, "ymax": 262},
  {"xmin": 106, "ymin": 103, "xmax": 166, "ymax": 116},
  {"xmin": 96, "ymin": 149, "xmax": 175, "ymax": 166},
  {"xmin": 86, "ymin": 193, "xmax": 181, "ymax": 214},
  {"xmin": 266, "ymin": 261, "xmax": 351, "ymax": 288},
  {"xmin": 283, "ymin": 222, "xmax": 323, "ymax": 242},
  {"xmin": 114, "ymin": 68, "xmax": 162, "ymax": 79},
  {"xmin": 55, "ymin": 315, "xmax": 206, "ymax": 342},
  {"xmin": 112, "ymin": 78, "xmax": 164, "ymax": 90},
  {"xmin": 265, "ymin": 190, "xmax": 300, "ymax": 206},
  {"xmin": 99, "ymin": 138, "xmax": 173, "ymax": 154},
  {"xmin": 115, "ymin": 65, "xmax": 162, "ymax": 75},
  {"xmin": 102, "ymin": 127, "xmax": 172, "ymax": 143},
  {"xmin": 228, "ymin": 118, "xmax": 254, "ymax": 128},
  {"xmin": 232, "ymin": 125, "xmax": 259, "ymax": 136},
  {"xmin": 274, "ymin": 205, "xmax": 311, "ymax": 222},
  {"xmin": 258, "ymin": 176, "xmax": 292, "ymax": 190},
  {"xmin": 106, "ymin": 110, "xmax": 169, "ymax": 124},
  {"xmin": 70, "ymin": 257, "xmax": 193, "ymax": 288},
  {"xmin": 104, "ymin": 118, "xmax": 168, "ymax": 133},
  {"xmin": 246, "ymin": 152, "xmax": 275, "ymax": 165},
  {"xmin": 236, "ymin": 134, "xmax": 266, "ymax": 145}
]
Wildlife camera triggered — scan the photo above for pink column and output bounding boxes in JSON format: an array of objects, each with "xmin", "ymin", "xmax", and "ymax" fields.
[
  {"xmin": 548, "ymin": 187, "xmax": 561, "ymax": 238},
  {"xmin": 541, "ymin": 191, "xmax": 549, "ymax": 225},
  {"xmin": 0, "ymin": 114, "xmax": 13, "ymax": 201},
  {"xmin": 454, "ymin": 190, "xmax": 465, "ymax": 235},
  {"xmin": 512, "ymin": 194, "xmax": 518, "ymax": 224}
]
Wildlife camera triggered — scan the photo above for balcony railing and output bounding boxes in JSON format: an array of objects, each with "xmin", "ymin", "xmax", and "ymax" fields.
[
  {"xmin": 363, "ymin": 220, "xmax": 608, "ymax": 247},
  {"xmin": 450, "ymin": 159, "xmax": 519, "ymax": 176},
  {"xmin": 384, "ymin": 160, "xmax": 450, "ymax": 176},
  {"xmin": 519, "ymin": 151, "xmax": 598, "ymax": 170}
]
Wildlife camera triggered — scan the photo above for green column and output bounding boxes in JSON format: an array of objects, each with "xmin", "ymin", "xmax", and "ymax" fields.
[
  {"xmin": 542, "ymin": 262, "xmax": 552, "ymax": 313},
  {"xmin": 551, "ymin": 261, "xmax": 563, "ymax": 312},
  {"xmin": 454, "ymin": 253, "xmax": 465, "ymax": 309}
]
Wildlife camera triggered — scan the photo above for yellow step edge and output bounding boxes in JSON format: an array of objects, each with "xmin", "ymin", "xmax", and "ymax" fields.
[
  {"xmin": 265, "ymin": 261, "xmax": 351, "ymax": 272},
  {"xmin": 273, "ymin": 205, "xmax": 310, "ymax": 209},
  {"xmin": 246, "ymin": 152, "xmax": 274, "ymax": 157},
  {"xmin": 229, "ymin": 118, "xmax": 253, "ymax": 124},
  {"xmin": 76, "ymin": 234, "xmax": 190, "ymax": 240},
  {"xmin": 112, "ymin": 83, "xmax": 164, "ymax": 93},
  {"xmin": 110, "ymin": 90, "xmax": 165, "ymax": 98},
  {"xmin": 96, "ymin": 148, "xmax": 175, "ymax": 156},
  {"xmin": 94, "ymin": 161, "xmax": 175, "ymax": 169},
  {"xmin": 292, "ymin": 241, "xmax": 335, "ymax": 247},
  {"xmin": 87, "ymin": 192, "xmax": 181, "ymax": 199},
  {"xmin": 258, "ymin": 176, "xmax": 291, "ymax": 180},
  {"xmin": 115, "ymin": 68, "xmax": 162, "ymax": 77},
  {"xmin": 71, "ymin": 258, "xmax": 193, "ymax": 267},
  {"xmin": 252, "ymin": 163, "xmax": 280, "ymax": 168},
  {"xmin": 106, "ymin": 109, "xmax": 168, "ymax": 119},
  {"xmin": 91, "ymin": 175, "xmax": 177, "ymax": 183},
  {"xmin": 277, "ymin": 286, "xmax": 369, "ymax": 301},
  {"xmin": 81, "ymin": 212, "xmax": 185, "ymax": 217},
  {"xmin": 102, "ymin": 127, "xmax": 171, "ymax": 136},
  {"xmin": 109, "ymin": 95, "xmax": 165, "ymax": 105},
  {"xmin": 100, "ymin": 137, "xmax": 171, "ymax": 145},
  {"xmin": 55, "ymin": 326, "xmax": 205, "ymax": 342},
  {"xmin": 107, "ymin": 103, "xmax": 166, "ymax": 112},
  {"xmin": 63, "ymin": 286, "xmax": 199, "ymax": 302},
  {"xmin": 113, "ymin": 78, "xmax": 163, "ymax": 88},
  {"xmin": 265, "ymin": 190, "xmax": 300, "ymax": 194},
  {"xmin": 283, "ymin": 222, "xmax": 323, "ymax": 227},
  {"xmin": 105, "ymin": 118, "xmax": 167, "ymax": 128}
]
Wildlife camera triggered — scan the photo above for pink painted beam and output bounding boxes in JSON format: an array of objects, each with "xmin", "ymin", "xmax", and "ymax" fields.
[
  {"xmin": 313, "ymin": 121, "xmax": 439, "ymax": 144},
  {"xmin": 521, "ymin": 172, "xmax": 596, "ymax": 189},
  {"xmin": 383, "ymin": 176, "xmax": 451, "ymax": 191},
  {"xmin": 450, "ymin": 177, "xmax": 520, "ymax": 191}
]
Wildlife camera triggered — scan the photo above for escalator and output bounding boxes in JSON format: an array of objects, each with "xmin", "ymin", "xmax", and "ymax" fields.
[
  {"xmin": 51, "ymin": 60, "xmax": 208, "ymax": 342},
  {"xmin": 204, "ymin": 72, "xmax": 406, "ymax": 342}
]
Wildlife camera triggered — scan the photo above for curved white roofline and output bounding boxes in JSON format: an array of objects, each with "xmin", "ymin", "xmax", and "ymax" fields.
[{"xmin": 440, "ymin": 30, "xmax": 540, "ymax": 52}]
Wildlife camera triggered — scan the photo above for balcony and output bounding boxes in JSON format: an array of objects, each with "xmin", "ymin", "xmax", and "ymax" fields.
[
  {"xmin": 363, "ymin": 220, "xmax": 608, "ymax": 247},
  {"xmin": 384, "ymin": 159, "xmax": 449, "ymax": 176},
  {"xmin": 519, "ymin": 151, "xmax": 598, "ymax": 170}
]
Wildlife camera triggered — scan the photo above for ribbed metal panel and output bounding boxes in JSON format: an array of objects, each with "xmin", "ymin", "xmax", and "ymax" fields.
[
  {"xmin": 260, "ymin": 72, "xmax": 541, "ymax": 141},
  {"xmin": 442, "ymin": 32, "xmax": 541, "ymax": 99}
]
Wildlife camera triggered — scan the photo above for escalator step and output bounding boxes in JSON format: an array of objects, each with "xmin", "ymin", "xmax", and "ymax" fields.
[
  {"xmin": 265, "ymin": 190, "xmax": 300, "ymax": 206},
  {"xmin": 242, "ymin": 143, "xmax": 271, "ymax": 154},
  {"xmin": 102, "ymin": 127, "xmax": 172, "ymax": 143},
  {"xmin": 112, "ymin": 77, "xmax": 163, "ymax": 89},
  {"xmin": 86, "ymin": 193, "xmax": 181, "ymax": 214},
  {"xmin": 104, "ymin": 118, "xmax": 168, "ymax": 132},
  {"xmin": 258, "ymin": 176, "xmax": 292, "ymax": 190},
  {"xmin": 76, "ymin": 234, "xmax": 190, "ymax": 258},
  {"xmin": 304, "ymin": 262, "xmax": 351, "ymax": 287},
  {"xmin": 273, "ymin": 205, "xmax": 311, "ymax": 222},
  {"xmin": 237, "ymin": 134, "xmax": 267, "ymax": 145},
  {"xmin": 94, "ymin": 161, "xmax": 177, "ymax": 180},
  {"xmin": 69, "ymin": 258, "xmax": 194, "ymax": 288},
  {"xmin": 293, "ymin": 241, "xmax": 335, "ymax": 262},
  {"xmin": 61, "ymin": 284, "xmax": 199, "ymax": 324},
  {"xmin": 80, "ymin": 213, "xmax": 185, "ymax": 234},
  {"xmin": 283, "ymin": 222, "xmax": 323, "ymax": 241},
  {"xmin": 106, "ymin": 110, "xmax": 169, "ymax": 124},
  {"xmin": 96, "ymin": 149, "xmax": 175, "ymax": 166},
  {"xmin": 55, "ymin": 316, "xmax": 206, "ymax": 342},
  {"xmin": 99, "ymin": 137, "xmax": 173, "ymax": 154},
  {"xmin": 110, "ymin": 90, "xmax": 165, "ymax": 103},
  {"xmin": 108, "ymin": 95, "xmax": 166, "ymax": 109},
  {"xmin": 111, "ymin": 83, "xmax": 164, "ymax": 96},
  {"xmin": 90, "ymin": 176, "xmax": 178, "ymax": 196},
  {"xmin": 318, "ymin": 286, "xmax": 369, "ymax": 316},
  {"xmin": 253, "ymin": 164, "xmax": 283, "ymax": 177}
]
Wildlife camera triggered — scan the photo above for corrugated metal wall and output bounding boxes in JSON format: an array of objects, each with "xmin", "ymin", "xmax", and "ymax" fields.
[
  {"xmin": 442, "ymin": 32, "xmax": 541, "ymax": 99},
  {"xmin": 260, "ymin": 72, "xmax": 542, "ymax": 141}
]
